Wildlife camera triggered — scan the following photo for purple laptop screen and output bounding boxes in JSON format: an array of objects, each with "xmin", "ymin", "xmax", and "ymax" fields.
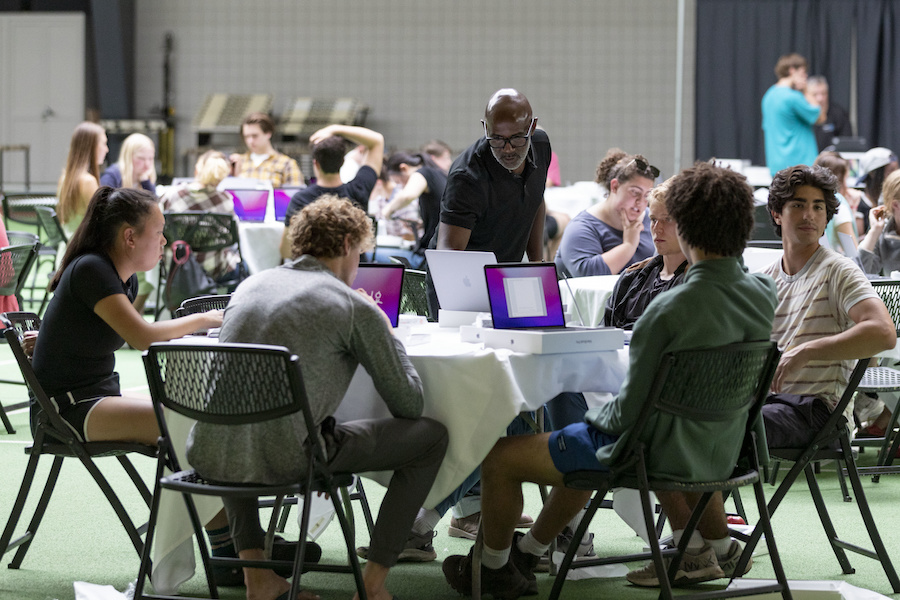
[
  {"xmin": 229, "ymin": 189, "xmax": 269, "ymax": 221},
  {"xmin": 350, "ymin": 264, "xmax": 405, "ymax": 327},
  {"xmin": 485, "ymin": 263, "xmax": 565, "ymax": 329},
  {"xmin": 273, "ymin": 187, "xmax": 302, "ymax": 222}
]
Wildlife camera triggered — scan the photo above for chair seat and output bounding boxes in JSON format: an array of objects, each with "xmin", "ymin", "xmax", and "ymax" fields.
[
  {"xmin": 564, "ymin": 467, "xmax": 759, "ymax": 494},
  {"xmin": 857, "ymin": 366, "xmax": 900, "ymax": 392},
  {"xmin": 29, "ymin": 441, "xmax": 157, "ymax": 459},
  {"xmin": 161, "ymin": 468, "xmax": 355, "ymax": 497}
]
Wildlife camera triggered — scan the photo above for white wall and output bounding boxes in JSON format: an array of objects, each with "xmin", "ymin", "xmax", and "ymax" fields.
[{"xmin": 134, "ymin": 0, "xmax": 695, "ymax": 182}]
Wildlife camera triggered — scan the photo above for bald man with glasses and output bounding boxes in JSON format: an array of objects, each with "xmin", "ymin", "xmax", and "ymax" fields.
[{"xmin": 426, "ymin": 88, "xmax": 552, "ymax": 316}]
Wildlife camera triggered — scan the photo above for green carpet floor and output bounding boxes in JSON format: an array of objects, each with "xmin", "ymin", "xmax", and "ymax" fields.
[{"xmin": 2, "ymin": 341, "xmax": 900, "ymax": 600}]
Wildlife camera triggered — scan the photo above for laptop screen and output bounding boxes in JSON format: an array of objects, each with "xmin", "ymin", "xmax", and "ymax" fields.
[
  {"xmin": 485, "ymin": 263, "xmax": 565, "ymax": 329},
  {"xmin": 350, "ymin": 263, "xmax": 405, "ymax": 327},
  {"xmin": 424, "ymin": 249, "xmax": 497, "ymax": 312},
  {"xmin": 273, "ymin": 187, "xmax": 304, "ymax": 222},
  {"xmin": 228, "ymin": 189, "xmax": 269, "ymax": 222}
]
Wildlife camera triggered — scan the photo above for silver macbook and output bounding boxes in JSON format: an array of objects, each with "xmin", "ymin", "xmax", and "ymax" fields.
[{"xmin": 425, "ymin": 249, "xmax": 497, "ymax": 312}]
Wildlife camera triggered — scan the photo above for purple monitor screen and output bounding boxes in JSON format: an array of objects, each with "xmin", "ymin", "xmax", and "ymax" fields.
[
  {"xmin": 350, "ymin": 264, "xmax": 405, "ymax": 327},
  {"xmin": 228, "ymin": 189, "xmax": 269, "ymax": 221},
  {"xmin": 273, "ymin": 187, "xmax": 303, "ymax": 222},
  {"xmin": 485, "ymin": 263, "xmax": 565, "ymax": 329}
]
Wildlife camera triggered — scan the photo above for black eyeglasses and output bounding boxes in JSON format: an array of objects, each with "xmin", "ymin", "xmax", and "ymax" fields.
[
  {"xmin": 628, "ymin": 158, "xmax": 660, "ymax": 179},
  {"xmin": 481, "ymin": 117, "xmax": 537, "ymax": 149}
]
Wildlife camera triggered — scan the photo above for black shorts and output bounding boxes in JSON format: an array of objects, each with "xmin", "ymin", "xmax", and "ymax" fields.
[
  {"xmin": 50, "ymin": 392, "xmax": 108, "ymax": 443},
  {"xmin": 762, "ymin": 393, "xmax": 831, "ymax": 449}
]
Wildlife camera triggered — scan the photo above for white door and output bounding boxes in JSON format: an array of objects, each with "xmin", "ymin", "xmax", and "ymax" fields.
[{"xmin": 0, "ymin": 13, "xmax": 85, "ymax": 191}]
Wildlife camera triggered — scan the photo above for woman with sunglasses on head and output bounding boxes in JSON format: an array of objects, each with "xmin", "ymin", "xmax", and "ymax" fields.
[{"xmin": 555, "ymin": 148, "xmax": 657, "ymax": 277}]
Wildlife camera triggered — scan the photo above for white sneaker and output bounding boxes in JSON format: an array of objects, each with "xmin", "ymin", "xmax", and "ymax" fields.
[
  {"xmin": 717, "ymin": 540, "xmax": 753, "ymax": 578},
  {"xmin": 626, "ymin": 545, "xmax": 725, "ymax": 587}
]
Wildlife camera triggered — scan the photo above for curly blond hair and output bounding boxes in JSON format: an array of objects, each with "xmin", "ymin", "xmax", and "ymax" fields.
[{"xmin": 288, "ymin": 194, "xmax": 373, "ymax": 259}]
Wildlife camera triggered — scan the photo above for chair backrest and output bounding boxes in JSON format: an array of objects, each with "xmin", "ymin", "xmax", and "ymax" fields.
[
  {"xmin": 621, "ymin": 341, "xmax": 780, "ymax": 481},
  {"xmin": 163, "ymin": 212, "xmax": 241, "ymax": 255},
  {"xmin": 143, "ymin": 343, "xmax": 308, "ymax": 426},
  {"xmin": 0, "ymin": 243, "xmax": 39, "ymax": 297},
  {"xmin": 175, "ymin": 293, "xmax": 232, "ymax": 318},
  {"xmin": 400, "ymin": 269, "xmax": 430, "ymax": 320},
  {"xmin": 0, "ymin": 311, "xmax": 41, "ymax": 336},
  {"xmin": 4, "ymin": 231, "xmax": 39, "ymax": 247},
  {"xmin": 1, "ymin": 194, "xmax": 57, "ymax": 229},
  {"xmin": 33, "ymin": 206, "xmax": 68, "ymax": 248},
  {"xmin": 870, "ymin": 280, "xmax": 900, "ymax": 335}
]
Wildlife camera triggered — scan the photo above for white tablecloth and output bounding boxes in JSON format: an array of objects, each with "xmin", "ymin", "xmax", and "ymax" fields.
[{"xmin": 150, "ymin": 324, "xmax": 628, "ymax": 593}]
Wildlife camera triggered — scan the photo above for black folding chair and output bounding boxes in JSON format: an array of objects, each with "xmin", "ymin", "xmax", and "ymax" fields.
[
  {"xmin": 0, "ymin": 243, "xmax": 39, "ymax": 317},
  {"xmin": 33, "ymin": 206, "xmax": 68, "ymax": 316},
  {"xmin": 853, "ymin": 280, "xmax": 900, "ymax": 480},
  {"xmin": 733, "ymin": 359, "xmax": 900, "ymax": 594},
  {"xmin": 154, "ymin": 212, "xmax": 246, "ymax": 320},
  {"xmin": 0, "ymin": 311, "xmax": 41, "ymax": 434},
  {"xmin": 174, "ymin": 293, "xmax": 232, "ymax": 318},
  {"xmin": 136, "ymin": 342, "xmax": 367, "ymax": 600},
  {"xmin": 546, "ymin": 341, "xmax": 789, "ymax": 600},
  {"xmin": 0, "ymin": 314, "xmax": 155, "ymax": 568}
]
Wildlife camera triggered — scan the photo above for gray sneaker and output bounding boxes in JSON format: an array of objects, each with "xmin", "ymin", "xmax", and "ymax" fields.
[
  {"xmin": 356, "ymin": 529, "xmax": 437, "ymax": 562},
  {"xmin": 626, "ymin": 545, "xmax": 725, "ymax": 587},
  {"xmin": 717, "ymin": 540, "xmax": 753, "ymax": 578},
  {"xmin": 535, "ymin": 526, "xmax": 595, "ymax": 573}
]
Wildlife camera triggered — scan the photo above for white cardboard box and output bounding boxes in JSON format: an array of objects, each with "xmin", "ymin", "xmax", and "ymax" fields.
[{"xmin": 482, "ymin": 327, "xmax": 624, "ymax": 354}]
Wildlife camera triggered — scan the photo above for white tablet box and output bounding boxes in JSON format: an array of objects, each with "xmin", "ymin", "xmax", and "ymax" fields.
[{"xmin": 482, "ymin": 327, "xmax": 625, "ymax": 355}]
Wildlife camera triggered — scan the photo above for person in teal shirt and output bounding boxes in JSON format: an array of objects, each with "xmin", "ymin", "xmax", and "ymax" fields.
[
  {"xmin": 441, "ymin": 163, "xmax": 777, "ymax": 599},
  {"xmin": 762, "ymin": 53, "xmax": 824, "ymax": 175}
]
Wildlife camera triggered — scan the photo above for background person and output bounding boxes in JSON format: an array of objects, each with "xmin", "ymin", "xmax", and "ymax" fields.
[
  {"xmin": 808, "ymin": 75, "xmax": 853, "ymax": 151},
  {"xmin": 554, "ymin": 148, "xmax": 656, "ymax": 278},
  {"xmin": 380, "ymin": 151, "xmax": 447, "ymax": 265},
  {"xmin": 814, "ymin": 151, "xmax": 859, "ymax": 253},
  {"xmin": 857, "ymin": 147, "xmax": 900, "ymax": 230},
  {"xmin": 159, "ymin": 150, "xmax": 242, "ymax": 282},
  {"xmin": 56, "ymin": 121, "xmax": 108, "ymax": 236},
  {"xmin": 100, "ymin": 133, "xmax": 157, "ymax": 194},
  {"xmin": 229, "ymin": 112, "xmax": 303, "ymax": 188},
  {"xmin": 603, "ymin": 177, "xmax": 688, "ymax": 329},
  {"xmin": 761, "ymin": 53, "xmax": 824, "ymax": 176},
  {"xmin": 100, "ymin": 132, "xmax": 158, "ymax": 314}
]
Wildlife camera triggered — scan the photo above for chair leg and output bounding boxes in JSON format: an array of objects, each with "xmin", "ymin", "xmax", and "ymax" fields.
[
  {"xmin": 548, "ymin": 489, "xmax": 606, "ymax": 600},
  {"xmin": 351, "ymin": 478, "xmax": 376, "ymax": 537},
  {"xmin": 749, "ymin": 479, "xmax": 793, "ymax": 600},
  {"xmin": 328, "ymin": 486, "xmax": 368, "ymax": 600},
  {"xmin": 841, "ymin": 439, "xmax": 900, "ymax": 593},
  {"xmin": 75, "ymin": 452, "xmax": 146, "ymax": 558},
  {"xmin": 835, "ymin": 460, "xmax": 851, "ymax": 502},
  {"xmin": 0, "ymin": 401, "xmax": 15, "ymax": 434},
  {"xmin": 9, "ymin": 455, "xmax": 64, "ymax": 568},
  {"xmin": 117, "ymin": 455, "xmax": 154, "ymax": 507},
  {"xmin": 803, "ymin": 463, "xmax": 855, "ymax": 574},
  {"xmin": 0, "ymin": 450, "xmax": 50, "ymax": 563}
]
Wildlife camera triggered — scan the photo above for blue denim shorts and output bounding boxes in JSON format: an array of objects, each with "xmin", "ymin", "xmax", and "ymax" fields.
[{"xmin": 548, "ymin": 422, "xmax": 618, "ymax": 473}]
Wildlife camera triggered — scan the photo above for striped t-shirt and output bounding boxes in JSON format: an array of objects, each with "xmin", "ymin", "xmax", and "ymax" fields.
[{"xmin": 761, "ymin": 246, "xmax": 876, "ymax": 411}]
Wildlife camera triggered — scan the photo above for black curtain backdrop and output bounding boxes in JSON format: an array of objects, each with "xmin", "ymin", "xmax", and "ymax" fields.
[
  {"xmin": 696, "ymin": 0, "xmax": 855, "ymax": 166},
  {"xmin": 858, "ymin": 1, "xmax": 900, "ymax": 154}
]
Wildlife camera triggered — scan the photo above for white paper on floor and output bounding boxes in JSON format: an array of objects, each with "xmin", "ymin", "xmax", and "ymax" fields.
[
  {"xmin": 548, "ymin": 551, "xmax": 629, "ymax": 579},
  {"xmin": 73, "ymin": 581, "xmax": 130, "ymax": 600},
  {"xmin": 727, "ymin": 579, "xmax": 892, "ymax": 599}
]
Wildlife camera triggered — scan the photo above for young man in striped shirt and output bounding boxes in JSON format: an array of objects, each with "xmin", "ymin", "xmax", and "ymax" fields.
[{"xmin": 760, "ymin": 164, "xmax": 895, "ymax": 449}]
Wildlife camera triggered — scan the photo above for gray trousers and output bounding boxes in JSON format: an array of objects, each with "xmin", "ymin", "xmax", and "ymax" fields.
[{"xmin": 223, "ymin": 416, "xmax": 448, "ymax": 568}]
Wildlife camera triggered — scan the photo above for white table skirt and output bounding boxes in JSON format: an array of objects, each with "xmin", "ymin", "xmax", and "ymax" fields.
[{"xmin": 150, "ymin": 325, "xmax": 629, "ymax": 593}]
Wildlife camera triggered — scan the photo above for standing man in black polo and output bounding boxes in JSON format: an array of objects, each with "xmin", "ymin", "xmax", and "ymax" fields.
[{"xmin": 427, "ymin": 88, "xmax": 551, "ymax": 316}]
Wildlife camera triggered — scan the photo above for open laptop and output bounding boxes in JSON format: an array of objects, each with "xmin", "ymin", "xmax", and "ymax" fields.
[
  {"xmin": 228, "ymin": 189, "xmax": 270, "ymax": 222},
  {"xmin": 273, "ymin": 186, "xmax": 305, "ymax": 222},
  {"xmin": 482, "ymin": 263, "xmax": 623, "ymax": 354},
  {"xmin": 424, "ymin": 249, "xmax": 497, "ymax": 312},
  {"xmin": 350, "ymin": 263, "xmax": 405, "ymax": 327}
]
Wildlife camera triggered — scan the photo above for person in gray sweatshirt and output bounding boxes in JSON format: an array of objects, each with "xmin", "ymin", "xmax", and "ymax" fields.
[{"xmin": 187, "ymin": 194, "xmax": 448, "ymax": 600}]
